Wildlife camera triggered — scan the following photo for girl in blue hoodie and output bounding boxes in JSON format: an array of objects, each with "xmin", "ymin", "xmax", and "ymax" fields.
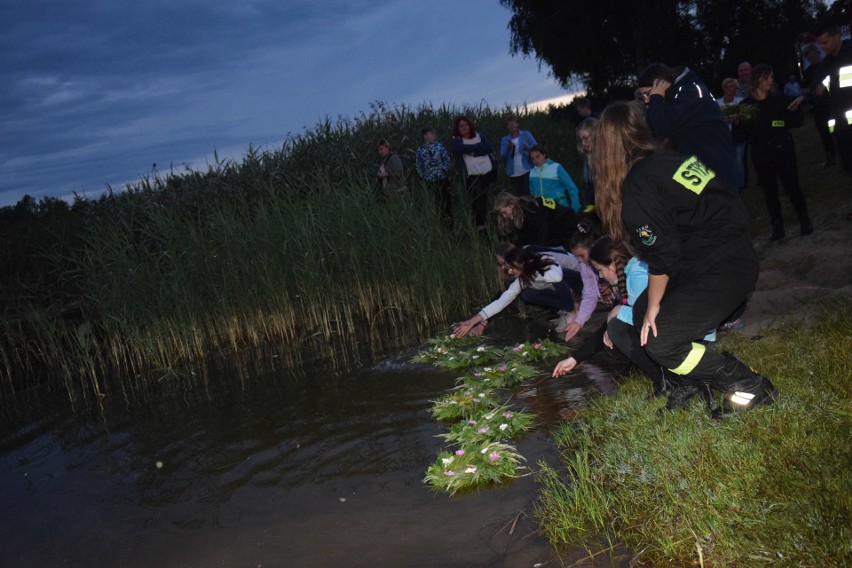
[{"xmin": 528, "ymin": 144, "xmax": 581, "ymax": 213}]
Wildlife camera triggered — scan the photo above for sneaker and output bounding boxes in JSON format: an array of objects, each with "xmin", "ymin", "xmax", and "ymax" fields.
[
  {"xmin": 554, "ymin": 310, "xmax": 576, "ymax": 333},
  {"xmin": 717, "ymin": 318, "xmax": 744, "ymax": 333}
]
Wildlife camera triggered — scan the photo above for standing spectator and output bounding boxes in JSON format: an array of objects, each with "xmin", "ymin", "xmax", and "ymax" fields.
[
  {"xmin": 576, "ymin": 118, "xmax": 599, "ymax": 209},
  {"xmin": 499, "ymin": 115, "xmax": 537, "ymax": 195},
  {"xmin": 415, "ymin": 127, "xmax": 452, "ymax": 221},
  {"xmin": 783, "ymin": 74, "xmax": 802, "ymax": 97},
  {"xmin": 814, "ymin": 23, "xmax": 852, "ymax": 220},
  {"xmin": 638, "ymin": 63, "xmax": 739, "ymax": 191},
  {"xmin": 451, "ymin": 115, "xmax": 495, "ymax": 232},
  {"xmin": 574, "ymin": 96, "xmax": 600, "ymax": 122},
  {"xmin": 800, "ymin": 43, "xmax": 836, "ymax": 167},
  {"xmin": 376, "ymin": 139, "xmax": 406, "ymax": 197},
  {"xmin": 716, "ymin": 77, "xmax": 747, "ymax": 190},
  {"xmin": 528, "ymin": 144, "xmax": 581, "ymax": 213},
  {"xmin": 736, "ymin": 61, "xmax": 752, "ymax": 98},
  {"xmin": 735, "ymin": 64, "xmax": 812, "ymax": 240}
]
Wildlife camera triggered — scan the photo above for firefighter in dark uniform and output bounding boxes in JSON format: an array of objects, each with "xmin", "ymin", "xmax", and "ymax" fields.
[
  {"xmin": 592, "ymin": 101, "xmax": 778, "ymax": 413},
  {"xmin": 814, "ymin": 22, "xmax": 852, "ymax": 220}
]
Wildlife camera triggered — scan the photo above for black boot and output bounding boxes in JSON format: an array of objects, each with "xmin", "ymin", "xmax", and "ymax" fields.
[
  {"xmin": 770, "ymin": 218, "xmax": 785, "ymax": 241},
  {"xmin": 710, "ymin": 352, "xmax": 779, "ymax": 416},
  {"xmin": 662, "ymin": 375, "xmax": 713, "ymax": 411}
]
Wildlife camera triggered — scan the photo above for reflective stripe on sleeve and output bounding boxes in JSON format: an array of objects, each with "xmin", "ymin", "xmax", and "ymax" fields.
[
  {"xmin": 669, "ymin": 342, "xmax": 706, "ymax": 375},
  {"xmin": 829, "ymin": 118, "xmax": 836, "ymax": 134},
  {"xmin": 840, "ymin": 65, "xmax": 852, "ymax": 88}
]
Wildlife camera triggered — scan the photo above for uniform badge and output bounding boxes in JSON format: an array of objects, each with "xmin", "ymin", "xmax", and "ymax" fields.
[
  {"xmin": 673, "ymin": 155, "xmax": 715, "ymax": 194},
  {"xmin": 637, "ymin": 225, "xmax": 657, "ymax": 246}
]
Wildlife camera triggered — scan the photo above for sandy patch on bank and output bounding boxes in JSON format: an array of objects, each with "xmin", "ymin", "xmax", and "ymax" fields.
[{"xmin": 740, "ymin": 192, "xmax": 852, "ymax": 336}]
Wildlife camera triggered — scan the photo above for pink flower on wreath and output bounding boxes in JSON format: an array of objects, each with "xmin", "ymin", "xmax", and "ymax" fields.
[
  {"xmin": 468, "ymin": 420, "xmax": 477, "ymax": 425},
  {"xmin": 503, "ymin": 412, "xmax": 513, "ymax": 419},
  {"xmin": 498, "ymin": 365, "xmax": 507, "ymax": 372},
  {"xmin": 444, "ymin": 470, "xmax": 455, "ymax": 476},
  {"xmin": 534, "ymin": 342, "xmax": 542, "ymax": 349},
  {"xmin": 455, "ymin": 449, "xmax": 465, "ymax": 456},
  {"xmin": 489, "ymin": 452, "xmax": 501, "ymax": 461},
  {"xmin": 512, "ymin": 347, "xmax": 521, "ymax": 352},
  {"xmin": 478, "ymin": 427, "xmax": 489, "ymax": 434}
]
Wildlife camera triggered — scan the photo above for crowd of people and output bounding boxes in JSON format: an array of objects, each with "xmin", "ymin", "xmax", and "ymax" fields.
[{"xmin": 378, "ymin": 23, "xmax": 852, "ymax": 416}]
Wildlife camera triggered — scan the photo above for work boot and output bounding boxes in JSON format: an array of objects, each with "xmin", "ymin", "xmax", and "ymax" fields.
[
  {"xmin": 662, "ymin": 377, "xmax": 712, "ymax": 411},
  {"xmin": 710, "ymin": 352, "xmax": 779, "ymax": 416},
  {"xmin": 770, "ymin": 218, "xmax": 785, "ymax": 241}
]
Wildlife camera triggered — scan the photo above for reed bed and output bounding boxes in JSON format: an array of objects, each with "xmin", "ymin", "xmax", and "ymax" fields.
[{"xmin": 0, "ymin": 101, "xmax": 581, "ymax": 408}]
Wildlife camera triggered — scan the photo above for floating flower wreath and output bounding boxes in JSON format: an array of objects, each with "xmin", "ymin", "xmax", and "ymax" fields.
[
  {"xmin": 424, "ymin": 442, "xmax": 526, "ymax": 494},
  {"xmin": 438, "ymin": 406, "xmax": 535, "ymax": 446}
]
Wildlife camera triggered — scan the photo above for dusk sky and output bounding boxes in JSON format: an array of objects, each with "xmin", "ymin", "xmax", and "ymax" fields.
[{"xmin": 0, "ymin": 1, "xmax": 573, "ymax": 207}]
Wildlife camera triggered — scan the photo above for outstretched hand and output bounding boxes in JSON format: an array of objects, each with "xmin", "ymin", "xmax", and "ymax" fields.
[
  {"xmin": 453, "ymin": 317, "xmax": 486, "ymax": 338},
  {"xmin": 552, "ymin": 356, "xmax": 578, "ymax": 377},
  {"xmin": 562, "ymin": 321, "xmax": 582, "ymax": 342}
]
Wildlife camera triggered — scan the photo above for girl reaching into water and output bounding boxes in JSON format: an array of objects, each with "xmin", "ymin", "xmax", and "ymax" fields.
[
  {"xmin": 453, "ymin": 247, "xmax": 582, "ymax": 338},
  {"xmin": 551, "ymin": 236, "xmax": 669, "ymax": 395}
]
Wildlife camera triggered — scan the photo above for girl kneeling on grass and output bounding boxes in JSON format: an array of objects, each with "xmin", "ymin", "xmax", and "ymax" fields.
[
  {"xmin": 453, "ymin": 247, "xmax": 582, "ymax": 338},
  {"xmin": 591, "ymin": 100, "xmax": 778, "ymax": 414},
  {"xmin": 552, "ymin": 236, "xmax": 669, "ymax": 395}
]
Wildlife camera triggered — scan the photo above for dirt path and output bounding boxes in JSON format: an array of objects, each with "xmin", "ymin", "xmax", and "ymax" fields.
[{"xmin": 742, "ymin": 191, "xmax": 852, "ymax": 336}]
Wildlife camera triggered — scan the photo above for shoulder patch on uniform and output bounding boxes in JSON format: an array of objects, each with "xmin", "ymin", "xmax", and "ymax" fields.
[
  {"xmin": 673, "ymin": 155, "xmax": 715, "ymax": 195},
  {"xmin": 636, "ymin": 225, "xmax": 657, "ymax": 246}
]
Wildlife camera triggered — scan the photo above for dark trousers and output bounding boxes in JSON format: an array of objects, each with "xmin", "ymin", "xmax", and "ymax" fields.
[
  {"xmin": 752, "ymin": 144, "xmax": 810, "ymax": 226},
  {"xmin": 606, "ymin": 318, "xmax": 665, "ymax": 389},
  {"xmin": 632, "ymin": 248, "xmax": 758, "ymax": 384},
  {"xmin": 836, "ymin": 129, "xmax": 852, "ymax": 178},
  {"xmin": 813, "ymin": 106, "xmax": 836, "ymax": 161},
  {"xmin": 519, "ymin": 269, "xmax": 583, "ymax": 311},
  {"xmin": 509, "ymin": 171, "xmax": 530, "ymax": 195}
]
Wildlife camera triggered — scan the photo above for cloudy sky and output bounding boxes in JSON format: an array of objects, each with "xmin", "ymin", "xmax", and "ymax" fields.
[{"xmin": 0, "ymin": 1, "xmax": 572, "ymax": 207}]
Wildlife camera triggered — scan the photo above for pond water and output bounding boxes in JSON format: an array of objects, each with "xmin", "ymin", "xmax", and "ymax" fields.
[{"xmin": 0, "ymin": 317, "xmax": 629, "ymax": 567}]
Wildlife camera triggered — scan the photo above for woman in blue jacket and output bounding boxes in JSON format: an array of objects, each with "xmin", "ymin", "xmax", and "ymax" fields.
[
  {"xmin": 528, "ymin": 145, "xmax": 581, "ymax": 213},
  {"xmin": 499, "ymin": 115, "xmax": 537, "ymax": 194}
]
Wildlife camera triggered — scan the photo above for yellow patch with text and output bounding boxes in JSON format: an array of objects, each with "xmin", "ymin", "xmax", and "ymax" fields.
[{"xmin": 673, "ymin": 155, "xmax": 715, "ymax": 195}]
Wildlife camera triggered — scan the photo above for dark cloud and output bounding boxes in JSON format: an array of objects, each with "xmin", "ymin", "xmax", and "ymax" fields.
[{"xmin": 0, "ymin": 0, "xmax": 567, "ymax": 207}]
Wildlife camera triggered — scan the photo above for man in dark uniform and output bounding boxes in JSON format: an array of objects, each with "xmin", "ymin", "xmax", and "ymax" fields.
[
  {"xmin": 814, "ymin": 22, "xmax": 852, "ymax": 220},
  {"xmin": 637, "ymin": 63, "xmax": 740, "ymax": 192}
]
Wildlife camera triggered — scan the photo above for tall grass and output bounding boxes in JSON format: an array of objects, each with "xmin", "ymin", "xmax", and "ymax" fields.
[{"xmin": 0, "ymin": 100, "xmax": 583, "ymax": 409}]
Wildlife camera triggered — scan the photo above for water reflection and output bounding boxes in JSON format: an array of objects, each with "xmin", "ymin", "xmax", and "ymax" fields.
[{"xmin": 0, "ymin": 316, "xmax": 630, "ymax": 567}]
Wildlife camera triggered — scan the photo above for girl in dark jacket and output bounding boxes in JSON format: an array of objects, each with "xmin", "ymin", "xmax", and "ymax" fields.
[{"xmin": 735, "ymin": 64, "xmax": 812, "ymax": 240}]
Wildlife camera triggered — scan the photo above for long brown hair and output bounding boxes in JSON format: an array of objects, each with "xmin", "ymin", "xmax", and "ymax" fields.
[
  {"xmin": 503, "ymin": 247, "xmax": 555, "ymax": 288},
  {"xmin": 591, "ymin": 101, "xmax": 657, "ymax": 246},
  {"xmin": 589, "ymin": 235, "xmax": 635, "ymax": 301}
]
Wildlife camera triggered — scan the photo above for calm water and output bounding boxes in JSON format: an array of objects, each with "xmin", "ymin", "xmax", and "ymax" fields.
[{"xmin": 0, "ymin": 318, "xmax": 627, "ymax": 567}]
